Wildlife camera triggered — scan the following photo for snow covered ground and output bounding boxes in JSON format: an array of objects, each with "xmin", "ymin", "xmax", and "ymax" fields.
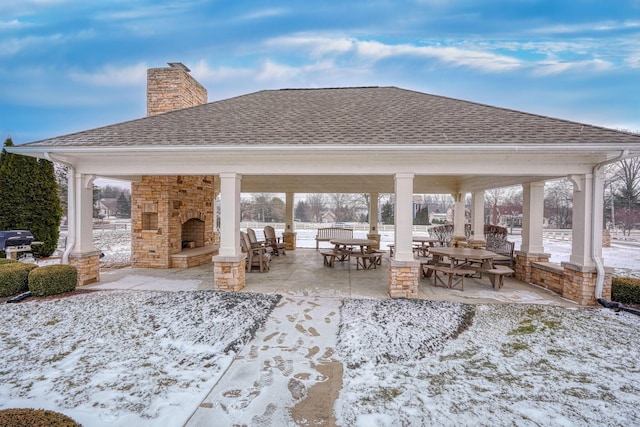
[
  {"xmin": 0, "ymin": 291, "xmax": 280, "ymax": 426},
  {"xmin": 336, "ymin": 299, "xmax": 640, "ymax": 426}
]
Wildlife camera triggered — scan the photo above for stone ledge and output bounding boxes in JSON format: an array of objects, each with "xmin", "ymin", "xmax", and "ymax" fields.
[{"xmin": 531, "ymin": 261, "xmax": 564, "ymax": 275}]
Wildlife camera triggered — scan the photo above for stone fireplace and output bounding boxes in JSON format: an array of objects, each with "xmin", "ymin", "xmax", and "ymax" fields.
[
  {"xmin": 128, "ymin": 63, "xmax": 219, "ymax": 269},
  {"xmin": 181, "ymin": 217, "xmax": 205, "ymax": 249},
  {"xmin": 131, "ymin": 175, "xmax": 218, "ymax": 268}
]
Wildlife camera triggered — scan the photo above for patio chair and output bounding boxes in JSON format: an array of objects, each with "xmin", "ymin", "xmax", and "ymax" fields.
[
  {"xmin": 264, "ymin": 225, "xmax": 286, "ymax": 256},
  {"xmin": 247, "ymin": 228, "xmax": 273, "ymax": 254},
  {"xmin": 240, "ymin": 231, "xmax": 271, "ymax": 273}
]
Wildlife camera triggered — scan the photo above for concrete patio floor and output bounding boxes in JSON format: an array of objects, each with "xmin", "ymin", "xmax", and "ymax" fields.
[{"xmin": 92, "ymin": 248, "xmax": 575, "ymax": 307}]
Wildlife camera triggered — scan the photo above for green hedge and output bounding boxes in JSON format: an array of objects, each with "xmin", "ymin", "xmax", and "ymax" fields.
[
  {"xmin": 28, "ymin": 264, "xmax": 77, "ymax": 297},
  {"xmin": 612, "ymin": 277, "xmax": 640, "ymax": 305},
  {"xmin": 0, "ymin": 408, "xmax": 82, "ymax": 426},
  {"xmin": 0, "ymin": 257, "xmax": 19, "ymax": 265},
  {"xmin": 0, "ymin": 262, "xmax": 38, "ymax": 298}
]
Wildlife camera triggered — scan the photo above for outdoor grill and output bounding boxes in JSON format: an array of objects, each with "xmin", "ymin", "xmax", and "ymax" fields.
[{"xmin": 0, "ymin": 230, "xmax": 35, "ymax": 251}]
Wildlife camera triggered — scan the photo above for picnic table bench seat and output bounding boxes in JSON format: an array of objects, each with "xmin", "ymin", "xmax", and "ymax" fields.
[
  {"xmin": 315, "ymin": 227, "xmax": 354, "ymax": 250},
  {"xmin": 426, "ymin": 264, "xmax": 476, "ymax": 290},
  {"xmin": 477, "ymin": 265, "xmax": 514, "ymax": 290},
  {"xmin": 350, "ymin": 251, "xmax": 383, "ymax": 270}
]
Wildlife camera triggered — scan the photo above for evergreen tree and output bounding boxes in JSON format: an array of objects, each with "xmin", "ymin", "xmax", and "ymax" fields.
[
  {"xmin": 381, "ymin": 201, "xmax": 394, "ymax": 225},
  {"xmin": 116, "ymin": 192, "xmax": 131, "ymax": 218},
  {"xmin": 0, "ymin": 137, "xmax": 62, "ymax": 257},
  {"xmin": 413, "ymin": 206, "xmax": 430, "ymax": 225},
  {"xmin": 295, "ymin": 200, "xmax": 310, "ymax": 222}
]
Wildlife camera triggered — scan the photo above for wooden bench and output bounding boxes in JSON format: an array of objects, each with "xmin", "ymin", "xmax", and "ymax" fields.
[
  {"xmin": 424, "ymin": 265, "xmax": 476, "ymax": 290},
  {"xmin": 315, "ymin": 227, "xmax": 353, "ymax": 250},
  {"xmin": 478, "ymin": 265, "xmax": 514, "ymax": 290},
  {"xmin": 486, "ymin": 239, "xmax": 515, "ymax": 270},
  {"xmin": 351, "ymin": 252, "xmax": 383, "ymax": 270},
  {"xmin": 320, "ymin": 250, "xmax": 337, "ymax": 267}
]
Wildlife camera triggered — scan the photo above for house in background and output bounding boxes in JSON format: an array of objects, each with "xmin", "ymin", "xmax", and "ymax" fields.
[{"xmin": 9, "ymin": 62, "xmax": 640, "ymax": 305}]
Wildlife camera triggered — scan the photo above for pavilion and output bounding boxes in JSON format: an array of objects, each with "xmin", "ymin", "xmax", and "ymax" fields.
[{"xmin": 9, "ymin": 63, "xmax": 640, "ymax": 305}]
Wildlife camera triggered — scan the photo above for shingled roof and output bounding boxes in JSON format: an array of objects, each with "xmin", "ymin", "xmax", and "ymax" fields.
[{"xmin": 22, "ymin": 87, "xmax": 640, "ymax": 148}]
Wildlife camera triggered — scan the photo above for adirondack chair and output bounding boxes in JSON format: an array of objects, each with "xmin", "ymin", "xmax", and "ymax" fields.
[
  {"xmin": 240, "ymin": 231, "xmax": 271, "ymax": 272},
  {"xmin": 246, "ymin": 228, "xmax": 273, "ymax": 254},
  {"xmin": 264, "ymin": 225, "xmax": 286, "ymax": 256}
]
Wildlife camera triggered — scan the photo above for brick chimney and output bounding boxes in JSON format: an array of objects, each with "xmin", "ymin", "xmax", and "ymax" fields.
[{"xmin": 146, "ymin": 62, "xmax": 208, "ymax": 116}]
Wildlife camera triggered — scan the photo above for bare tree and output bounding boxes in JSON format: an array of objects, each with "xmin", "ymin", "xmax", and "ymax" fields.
[
  {"xmin": 544, "ymin": 179, "xmax": 573, "ymax": 228},
  {"xmin": 306, "ymin": 193, "xmax": 326, "ymax": 222},
  {"xmin": 613, "ymin": 158, "xmax": 640, "ymax": 209}
]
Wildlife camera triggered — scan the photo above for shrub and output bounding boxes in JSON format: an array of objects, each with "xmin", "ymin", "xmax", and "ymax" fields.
[
  {"xmin": 0, "ymin": 262, "xmax": 38, "ymax": 298},
  {"xmin": 0, "ymin": 408, "xmax": 82, "ymax": 426},
  {"xmin": 28, "ymin": 264, "xmax": 77, "ymax": 297},
  {"xmin": 612, "ymin": 277, "xmax": 640, "ymax": 305},
  {"xmin": 29, "ymin": 264, "xmax": 78, "ymax": 297},
  {"xmin": 0, "ymin": 257, "xmax": 19, "ymax": 265}
]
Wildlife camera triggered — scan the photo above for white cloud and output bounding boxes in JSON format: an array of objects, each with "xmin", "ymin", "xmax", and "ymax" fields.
[
  {"xmin": 70, "ymin": 62, "xmax": 148, "ymax": 86},
  {"xmin": 0, "ymin": 19, "xmax": 26, "ymax": 30},
  {"xmin": 266, "ymin": 35, "xmax": 522, "ymax": 73},
  {"xmin": 532, "ymin": 58, "xmax": 613, "ymax": 76},
  {"xmin": 266, "ymin": 35, "xmax": 355, "ymax": 57},
  {"xmin": 190, "ymin": 60, "xmax": 254, "ymax": 82},
  {"xmin": 257, "ymin": 60, "xmax": 298, "ymax": 81},
  {"xmin": 237, "ymin": 8, "xmax": 288, "ymax": 21},
  {"xmin": 356, "ymin": 40, "xmax": 522, "ymax": 72},
  {"xmin": 0, "ymin": 33, "xmax": 64, "ymax": 56},
  {"xmin": 531, "ymin": 20, "xmax": 640, "ymax": 35}
]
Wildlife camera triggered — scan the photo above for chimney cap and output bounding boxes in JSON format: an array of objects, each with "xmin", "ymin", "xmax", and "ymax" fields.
[{"xmin": 167, "ymin": 62, "xmax": 191, "ymax": 72}]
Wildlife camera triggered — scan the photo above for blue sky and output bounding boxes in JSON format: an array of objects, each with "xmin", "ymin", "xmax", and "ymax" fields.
[{"xmin": 1, "ymin": 0, "xmax": 639, "ymax": 145}]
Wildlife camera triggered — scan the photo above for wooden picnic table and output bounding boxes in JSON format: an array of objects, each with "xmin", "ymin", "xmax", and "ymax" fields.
[
  {"xmin": 328, "ymin": 238, "xmax": 381, "ymax": 270},
  {"xmin": 426, "ymin": 247, "xmax": 512, "ymax": 290}
]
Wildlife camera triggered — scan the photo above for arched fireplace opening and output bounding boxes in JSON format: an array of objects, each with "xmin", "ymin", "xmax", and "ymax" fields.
[{"xmin": 181, "ymin": 218, "xmax": 205, "ymax": 249}]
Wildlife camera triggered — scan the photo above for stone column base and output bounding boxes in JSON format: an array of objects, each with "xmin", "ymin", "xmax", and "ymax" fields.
[
  {"xmin": 213, "ymin": 255, "xmax": 246, "ymax": 291},
  {"xmin": 561, "ymin": 262, "xmax": 613, "ymax": 306},
  {"xmin": 68, "ymin": 251, "xmax": 101, "ymax": 286},
  {"xmin": 388, "ymin": 260, "xmax": 420, "ymax": 298},
  {"xmin": 515, "ymin": 251, "xmax": 550, "ymax": 283},
  {"xmin": 367, "ymin": 233, "xmax": 381, "ymax": 250},
  {"xmin": 283, "ymin": 232, "xmax": 297, "ymax": 251}
]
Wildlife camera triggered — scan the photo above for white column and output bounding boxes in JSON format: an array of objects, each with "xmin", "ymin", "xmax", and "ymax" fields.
[
  {"xmin": 218, "ymin": 172, "xmax": 242, "ymax": 257},
  {"xmin": 569, "ymin": 174, "xmax": 598, "ymax": 267},
  {"xmin": 521, "ymin": 182, "xmax": 545, "ymax": 253},
  {"xmin": 471, "ymin": 191, "xmax": 485, "ymax": 241},
  {"xmin": 284, "ymin": 192, "xmax": 295, "ymax": 233},
  {"xmin": 72, "ymin": 173, "xmax": 97, "ymax": 254},
  {"xmin": 369, "ymin": 193, "xmax": 379, "ymax": 234},
  {"xmin": 452, "ymin": 192, "xmax": 466, "ymax": 239},
  {"xmin": 394, "ymin": 173, "xmax": 414, "ymax": 261}
]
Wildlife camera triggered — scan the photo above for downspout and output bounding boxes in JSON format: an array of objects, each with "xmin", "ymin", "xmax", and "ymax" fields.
[
  {"xmin": 592, "ymin": 150, "xmax": 640, "ymax": 315},
  {"xmin": 44, "ymin": 153, "xmax": 75, "ymax": 264}
]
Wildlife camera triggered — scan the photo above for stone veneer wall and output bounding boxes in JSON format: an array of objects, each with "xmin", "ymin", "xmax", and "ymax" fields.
[
  {"xmin": 388, "ymin": 260, "xmax": 420, "ymax": 298},
  {"xmin": 69, "ymin": 251, "xmax": 101, "ymax": 286},
  {"xmin": 530, "ymin": 262, "xmax": 564, "ymax": 295},
  {"xmin": 131, "ymin": 175, "xmax": 215, "ymax": 268},
  {"xmin": 561, "ymin": 263, "xmax": 612, "ymax": 306},
  {"xmin": 147, "ymin": 64, "xmax": 207, "ymax": 116},
  {"xmin": 213, "ymin": 257, "xmax": 246, "ymax": 291},
  {"xmin": 529, "ymin": 261, "xmax": 612, "ymax": 306}
]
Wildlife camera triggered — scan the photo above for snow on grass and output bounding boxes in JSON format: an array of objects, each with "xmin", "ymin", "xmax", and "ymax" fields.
[
  {"xmin": 336, "ymin": 301, "xmax": 640, "ymax": 426},
  {"xmin": 338, "ymin": 299, "xmax": 475, "ymax": 368},
  {"xmin": 0, "ymin": 290, "xmax": 281, "ymax": 427}
]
